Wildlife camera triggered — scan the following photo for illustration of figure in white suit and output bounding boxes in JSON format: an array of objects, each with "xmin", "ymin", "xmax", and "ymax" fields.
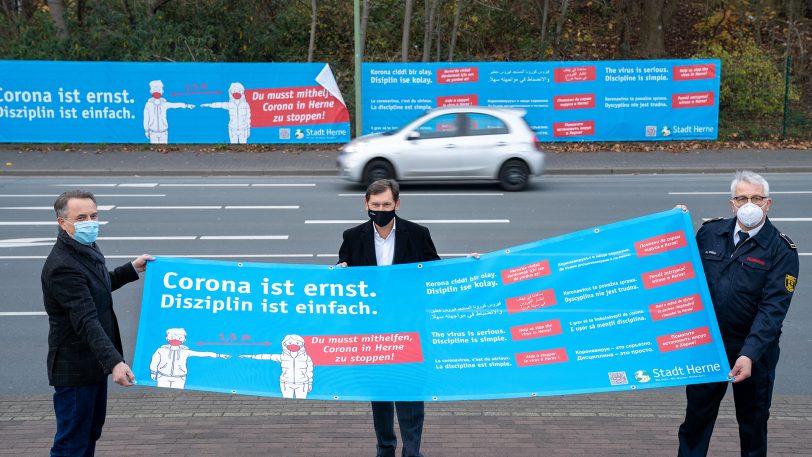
[
  {"xmin": 143, "ymin": 80, "xmax": 195, "ymax": 144},
  {"xmin": 201, "ymin": 82, "xmax": 252, "ymax": 143},
  {"xmin": 240, "ymin": 334, "xmax": 313, "ymax": 399},
  {"xmin": 149, "ymin": 328, "xmax": 231, "ymax": 389}
]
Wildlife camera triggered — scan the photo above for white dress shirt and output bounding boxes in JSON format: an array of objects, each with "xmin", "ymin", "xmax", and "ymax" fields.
[
  {"xmin": 733, "ymin": 222, "xmax": 764, "ymax": 247},
  {"xmin": 373, "ymin": 219, "xmax": 396, "ymax": 266}
]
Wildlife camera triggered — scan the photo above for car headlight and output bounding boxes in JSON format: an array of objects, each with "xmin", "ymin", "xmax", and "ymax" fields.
[{"xmin": 343, "ymin": 141, "xmax": 367, "ymax": 154}]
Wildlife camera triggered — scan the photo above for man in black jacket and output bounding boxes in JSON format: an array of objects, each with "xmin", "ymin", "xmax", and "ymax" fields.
[
  {"xmin": 42, "ymin": 190, "xmax": 152, "ymax": 457},
  {"xmin": 338, "ymin": 179, "xmax": 440, "ymax": 457},
  {"xmin": 677, "ymin": 171, "xmax": 799, "ymax": 457}
]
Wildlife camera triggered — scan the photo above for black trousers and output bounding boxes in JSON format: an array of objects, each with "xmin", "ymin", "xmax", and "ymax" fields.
[
  {"xmin": 371, "ymin": 401, "xmax": 425, "ymax": 457},
  {"xmin": 677, "ymin": 343, "xmax": 779, "ymax": 457}
]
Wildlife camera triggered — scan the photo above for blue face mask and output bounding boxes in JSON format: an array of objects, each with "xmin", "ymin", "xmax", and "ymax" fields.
[{"xmin": 71, "ymin": 220, "xmax": 99, "ymax": 245}]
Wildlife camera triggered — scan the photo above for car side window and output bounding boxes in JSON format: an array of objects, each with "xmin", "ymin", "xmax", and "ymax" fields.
[
  {"xmin": 414, "ymin": 113, "xmax": 462, "ymax": 139},
  {"xmin": 465, "ymin": 113, "xmax": 509, "ymax": 136}
]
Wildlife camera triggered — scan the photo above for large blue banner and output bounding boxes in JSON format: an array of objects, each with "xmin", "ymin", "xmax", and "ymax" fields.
[
  {"xmin": 362, "ymin": 60, "xmax": 720, "ymax": 141},
  {"xmin": 133, "ymin": 210, "xmax": 730, "ymax": 401},
  {"xmin": 0, "ymin": 61, "xmax": 350, "ymax": 143}
]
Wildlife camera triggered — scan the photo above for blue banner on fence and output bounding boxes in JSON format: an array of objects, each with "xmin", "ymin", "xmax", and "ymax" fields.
[
  {"xmin": 132, "ymin": 209, "xmax": 729, "ymax": 401},
  {"xmin": 362, "ymin": 60, "xmax": 720, "ymax": 141},
  {"xmin": 0, "ymin": 61, "xmax": 350, "ymax": 144}
]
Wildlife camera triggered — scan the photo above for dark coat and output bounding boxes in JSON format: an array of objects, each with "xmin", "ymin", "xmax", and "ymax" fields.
[
  {"xmin": 338, "ymin": 216, "xmax": 440, "ymax": 267},
  {"xmin": 42, "ymin": 230, "xmax": 140, "ymax": 386},
  {"xmin": 697, "ymin": 217, "xmax": 799, "ymax": 362}
]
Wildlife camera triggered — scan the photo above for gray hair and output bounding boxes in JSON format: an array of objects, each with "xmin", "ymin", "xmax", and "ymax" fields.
[
  {"xmin": 730, "ymin": 170, "xmax": 770, "ymax": 197},
  {"xmin": 53, "ymin": 190, "xmax": 96, "ymax": 218}
]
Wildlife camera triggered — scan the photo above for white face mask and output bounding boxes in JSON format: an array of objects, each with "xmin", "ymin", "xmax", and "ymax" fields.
[{"xmin": 736, "ymin": 202, "xmax": 764, "ymax": 228}]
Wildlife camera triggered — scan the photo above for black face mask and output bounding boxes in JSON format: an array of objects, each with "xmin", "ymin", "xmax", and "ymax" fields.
[{"xmin": 368, "ymin": 209, "xmax": 396, "ymax": 227}]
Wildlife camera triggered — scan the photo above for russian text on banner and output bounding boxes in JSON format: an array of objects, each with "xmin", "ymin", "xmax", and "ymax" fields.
[
  {"xmin": 132, "ymin": 209, "xmax": 729, "ymax": 401},
  {"xmin": 362, "ymin": 60, "xmax": 720, "ymax": 142},
  {"xmin": 0, "ymin": 61, "xmax": 349, "ymax": 143}
]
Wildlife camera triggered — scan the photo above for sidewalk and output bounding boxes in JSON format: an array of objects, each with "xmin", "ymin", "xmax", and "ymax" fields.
[
  {"xmin": 1, "ymin": 390, "xmax": 810, "ymax": 456},
  {"xmin": 1, "ymin": 147, "xmax": 811, "ymax": 176}
]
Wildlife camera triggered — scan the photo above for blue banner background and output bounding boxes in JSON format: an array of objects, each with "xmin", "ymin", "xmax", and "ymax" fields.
[
  {"xmin": 362, "ymin": 60, "xmax": 720, "ymax": 141},
  {"xmin": 0, "ymin": 61, "xmax": 350, "ymax": 143},
  {"xmin": 133, "ymin": 210, "xmax": 729, "ymax": 401}
]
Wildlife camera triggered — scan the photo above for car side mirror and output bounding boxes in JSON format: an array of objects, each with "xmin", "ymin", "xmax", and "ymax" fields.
[{"xmin": 407, "ymin": 131, "xmax": 421, "ymax": 141}]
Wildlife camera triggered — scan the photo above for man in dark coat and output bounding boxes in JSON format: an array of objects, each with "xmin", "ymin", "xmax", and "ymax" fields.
[
  {"xmin": 338, "ymin": 179, "xmax": 440, "ymax": 457},
  {"xmin": 677, "ymin": 171, "xmax": 799, "ymax": 457},
  {"xmin": 42, "ymin": 190, "xmax": 152, "ymax": 456}
]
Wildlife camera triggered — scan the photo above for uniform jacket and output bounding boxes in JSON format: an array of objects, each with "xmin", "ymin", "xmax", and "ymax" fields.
[
  {"xmin": 42, "ymin": 230, "xmax": 140, "ymax": 386},
  {"xmin": 697, "ymin": 217, "xmax": 799, "ymax": 363},
  {"xmin": 338, "ymin": 216, "xmax": 440, "ymax": 267}
]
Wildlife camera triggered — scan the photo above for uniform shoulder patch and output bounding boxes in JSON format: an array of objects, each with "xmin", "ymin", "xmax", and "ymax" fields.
[
  {"xmin": 702, "ymin": 217, "xmax": 725, "ymax": 225},
  {"xmin": 779, "ymin": 233, "xmax": 797, "ymax": 250},
  {"xmin": 786, "ymin": 274, "xmax": 797, "ymax": 293}
]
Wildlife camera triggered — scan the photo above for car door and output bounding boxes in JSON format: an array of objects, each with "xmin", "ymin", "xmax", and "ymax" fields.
[
  {"xmin": 396, "ymin": 113, "xmax": 466, "ymax": 178},
  {"xmin": 454, "ymin": 112, "xmax": 513, "ymax": 178}
]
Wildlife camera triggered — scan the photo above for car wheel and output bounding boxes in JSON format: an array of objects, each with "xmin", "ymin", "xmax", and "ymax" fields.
[
  {"xmin": 498, "ymin": 160, "xmax": 530, "ymax": 191},
  {"xmin": 363, "ymin": 160, "xmax": 395, "ymax": 185}
]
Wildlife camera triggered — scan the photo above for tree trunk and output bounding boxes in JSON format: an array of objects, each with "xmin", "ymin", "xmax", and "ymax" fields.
[
  {"xmin": 448, "ymin": 0, "xmax": 463, "ymax": 62},
  {"xmin": 76, "ymin": 0, "xmax": 84, "ymax": 27},
  {"xmin": 539, "ymin": 0, "xmax": 550, "ymax": 58},
  {"xmin": 554, "ymin": 0, "xmax": 570, "ymax": 46},
  {"xmin": 639, "ymin": 0, "xmax": 666, "ymax": 57},
  {"xmin": 401, "ymin": 0, "xmax": 413, "ymax": 62},
  {"xmin": 422, "ymin": 0, "xmax": 441, "ymax": 62},
  {"xmin": 121, "ymin": 0, "xmax": 136, "ymax": 28},
  {"xmin": 360, "ymin": 0, "xmax": 369, "ymax": 61},
  {"xmin": 46, "ymin": 0, "xmax": 68, "ymax": 39},
  {"xmin": 151, "ymin": 0, "xmax": 172, "ymax": 15},
  {"xmin": 307, "ymin": 0, "xmax": 317, "ymax": 62}
]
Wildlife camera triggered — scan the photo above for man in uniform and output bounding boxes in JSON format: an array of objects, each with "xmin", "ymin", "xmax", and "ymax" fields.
[{"xmin": 677, "ymin": 170, "xmax": 799, "ymax": 457}]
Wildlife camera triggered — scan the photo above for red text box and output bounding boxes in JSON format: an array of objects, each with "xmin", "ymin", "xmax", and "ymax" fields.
[
  {"xmin": 554, "ymin": 93, "xmax": 596, "ymax": 110},
  {"xmin": 634, "ymin": 230, "xmax": 688, "ymax": 258},
  {"xmin": 649, "ymin": 294, "xmax": 704, "ymax": 321},
  {"xmin": 246, "ymin": 85, "xmax": 349, "ymax": 127},
  {"xmin": 506, "ymin": 289, "xmax": 557, "ymax": 314},
  {"xmin": 437, "ymin": 67, "xmax": 478, "ymax": 84},
  {"xmin": 673, "ymin": 64, "xmax": 717, "ymax": 81},
  {"xmin": 553, "ymin": 120, "xmax": 595, "ymax": 137},
  {"xmin": 516, "ymin": 348, "xmax": 568, "ymax": 367},
  {"xmin": 305, "ymin": 332, "xmax": 423, "ymax": 366},
  {"xmin": 511, "ymin": 319, "xmax": 563, "ymax": 341},
  {"xmin": 554, "ymin": 66, "xmax": 596, "ymax": 83},
  {"xmin": 642, "ymin": 262, "xmax": 695, "ymax": 289},
  {"xmin": 672, "ymin": 91, "xmax": 715, "ymax": 109},
  {"xmin": 501, "ymin": 260, "xmax": 551, "ymax": 285},
  {"xmin": 656, "ymin": 326, "xmax": 711, "ymax": 352},
  {"xmin": 437, "ymin": 94, "xmax": 478, "ymax": 107}
]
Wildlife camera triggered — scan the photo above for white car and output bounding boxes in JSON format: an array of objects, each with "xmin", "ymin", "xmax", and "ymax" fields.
[{"xmin": 338, "ymin": 106, "xmax": 545, "ymax": 191}]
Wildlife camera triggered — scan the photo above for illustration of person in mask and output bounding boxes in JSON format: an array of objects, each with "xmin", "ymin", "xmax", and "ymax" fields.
[
  {"xmin": 239, "ymin": 334, "xmax": 314, "ymax": 399},
  {"xmin": 200, "ymin": 82, "xmax": 252, "ymax": 144},
  {"xmin": 149, "ymin": 328, "xmax": 231, "ymax": 389},
  {"xmin": 143, "ymin": 80, "xmax": 195, "ymax": 144}
]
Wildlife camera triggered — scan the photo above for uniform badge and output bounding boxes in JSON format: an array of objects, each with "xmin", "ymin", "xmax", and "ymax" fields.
[{"xmin": 785, "ymin": 274, "xmax": 797, "ymax": 293}]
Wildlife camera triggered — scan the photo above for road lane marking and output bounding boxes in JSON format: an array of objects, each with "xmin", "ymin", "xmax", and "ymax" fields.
[
  {"xmin": 251, "ymin": 184, "xmax": 317, "ymax": 187},
  {"xmin": 670, "ymin": 191, "xmax": 812, "ymax": 195},
  {"xmin": 198, "ymin": 236, "xmax": 289, "ymax": 240},
  {"xmin": 223, "ymin": 206, "xmax": 299, "ymax": 209},
  {"xmin": 118, "ymin": 183, "xmax": 159, "ymax": 187},
  {"xmin": 114, "ymin": 206, "xmax": 299, "ymax": 210},
  {"xmin": 305, "ymin": 219, "xmax": 510, "ymax": 224},
  {"xmin": 0, "ymin": 312, "xmax": 47, "ymax": 316},
  {"xmin": 51, "ymin": 184, "xmax": 117, "ymax": 187},
  {"xmin": 0, "ymin": 205, "xmax": 115, "ymax": 211},
  {"xmin": 0, "ymin": 221, "xmax": 109, "ymax": 226},
  {"xmin": 0, "ymin": 194, "xmax": 165, "ymax": 197},
  {"xmin": 338, "ymin": 193, "xmax": 505, "ymax": 197},
  {"xmin": 159, "ymin": 184, "xmax": 250, "ymax": 187}
]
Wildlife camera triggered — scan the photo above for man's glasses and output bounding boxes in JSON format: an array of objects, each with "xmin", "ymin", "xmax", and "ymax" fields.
[{"xmin": 731, "ymin": 195, "xmax": 768, "ymax": 206}]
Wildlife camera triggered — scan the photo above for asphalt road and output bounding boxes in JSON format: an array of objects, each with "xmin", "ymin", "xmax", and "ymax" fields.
[{"xmin": 1, "ymin": 173, "xmax": 809, "ymax": 396}]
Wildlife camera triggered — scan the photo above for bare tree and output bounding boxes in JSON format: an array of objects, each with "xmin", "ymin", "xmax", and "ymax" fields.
[
  {"xmin": 151, "ymin": 0, "xmax": 172, "ymax": 15},
  {"xmin": 448, "ymin": 0, "xmax": 463, "ymax": 61},
  {"xmin": 401, "ymin": 0, "xmax": 414, "ymax": 62},
  {"xmin": 422, "ymin": 0, "xmax": 441, "ymax": 62},
  {"xmin": 121, "ymin": 0, "xmax": 136, "ymax": 28},
  {"xmin": 46, "ymin": 0, "xmax": 68, "ymax": 39},
  {"xmin": 360, "ymin": 0, "xmax": 369, "ymax": 61},
  {"xmin": 307, "ymin": 0, "xmax": 317, "ymax": 62},
  {"xmin": 554, "ymin": 0, "xmax": 570, "ymax": 47}
]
